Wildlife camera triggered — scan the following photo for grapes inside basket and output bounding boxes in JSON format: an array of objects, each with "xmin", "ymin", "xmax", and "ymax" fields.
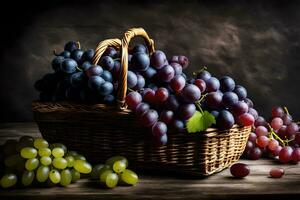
[{"xmin": 33, "ymin": 28, "xmax": 253, "ymax": 176}]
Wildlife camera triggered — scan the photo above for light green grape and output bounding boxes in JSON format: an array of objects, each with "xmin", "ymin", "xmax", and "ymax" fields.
[
  {"xmin": 105, "ymin": 156, "xmax": 128, "ymax": 168},
  {"xmin": 16, "ymin": 137, "xmax": 34, "ymax": 152},
  {"xmin": 71, "ymin": 169, "xmax": 80, "ymax": 182},
  {"xmin": 65, "ymin": 156, "xmax": 75, "ymax": 167},
  {"xmin": 38, "ymin": 148, "xmax": 51, "ymax": 157},
  {"xmin": 113, "ymin": 161, "xmax": 126, "ymax": 174},
  {"xmin": 50, "ymin": 143, "xmax": 67, "ymax": 154},
  {"xmin": 22, "ymin": 170, "xmax": 35, "ymax": 186},
  {"xmin": 74, "ymin": 154, "xmax": 86, "ymax": 161},
  {"xmin": 0, "ymin": 174, "xmax": 17, "ymax": 188},
  {"xmin": 106, "ymin": 173, "xmax": 118, "ymax": 188},
  {"xmin": 121, "ymin": 169, "xmax": 138, "ymax": 185},
  {"xmin": 98, "ymin": 165, "xmax": 111, "ymax": 177},
  {"xmin": 49, "ymin": 169, "xmax": 61, "ymax": 184},
  {"xmin": 91, "ymin": 164, "xmax": 105, "ymax": 179},
  {"xmin": 34, "ymin": 138, "xmax": 49, "ymax": 149},
  {"xmin": 74, "ymin": 160, "xmax": 92, "ymax": 174},
  {"xmin": 60, "ymin": 169, "xmax": 72, "ymax": 186},
  {"xmin": 66, "ymin": 151, "xmax": 78, "ymax": 157},
  {"xmin": 100, "ymin": 169, "xmax": 113, "ymax": 183},
  {"xmin": 25, "ymin": 158, "xmax": 39, "ymax": 171},
  {"xmin": 52, "ymin": 147, "xmax": 65, "ymax": 158},
  {"xmin": 36, "ymin": 165, "xmax": 50, "ymax": 182},
  {"xmin": 52, "ymin": 158, "xmax": 67, "ymax": 169},
  {"xmin": 40, "ymin": 156, "xmax": 52, "ymax": 166},
  {"xmin": 20, "ymin": 147, "xmax": 37, "ymax": 159}
]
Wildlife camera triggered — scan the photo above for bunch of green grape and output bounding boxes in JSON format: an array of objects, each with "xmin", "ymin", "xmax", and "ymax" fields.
[
  {"xmin": 0, "ymin": 136, "xmax": 92, "ymax": 188},
  {"xmin": 91, "ymin": 156, "xmax": 138, "ymax": 188}
]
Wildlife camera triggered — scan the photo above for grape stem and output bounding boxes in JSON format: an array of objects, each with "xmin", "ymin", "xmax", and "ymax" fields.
[
  {"xmin": 77, "ymin": 41, "xmax": 81, "ymax": 49},
  {"xmin": 267, "ymin": 124, "xmax": 286, "ymax": 146},
  {"xmin": 76, "ymin": 67, "xmax": 82, "ymax": 72},
  {"xmin": 195, "ymin": 102, "xmax": 203, "ymax": 114},
  {"xmin": 127, "ymin": 88, "xmax": 135, "ymax": 93},
  {"xmin": 284, "ymin": 106, "xmax": 290, "ymax": 115},
  {"xmin": 192, "ymin": 66, "xmax": 208, "ymax": 76}
]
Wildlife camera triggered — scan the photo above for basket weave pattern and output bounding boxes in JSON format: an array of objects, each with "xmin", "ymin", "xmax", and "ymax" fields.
[{"xmin": 33, "ymin": 28, "xmax": 251, "ymax": 176}]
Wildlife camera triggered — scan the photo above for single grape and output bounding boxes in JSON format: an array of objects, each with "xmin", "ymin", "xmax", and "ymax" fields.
[
  {"xmin": 248, "ymin": 108, "xmax": 258, "ymax": 120},
  {"xmin": 101, "ymin": 70, "xmax": 113, "ymax": 82},
  {"xmin": 51, "ymin": 56, "xmax": 65, "ymax": 72},
  {"xmin": 239, "ymin": 113, "xmax": 255, "ymax": 126},
  {"xmin": 143, "ymin": 88, "xmax": 156, "ymax": 105},
  {"xmin": 65, "ymin": 156, "xmax": 75, "ymax": 167},
  {"xmin": 125, "ymin": 91, "xmax": 142, "ymax": 110},
  {"xmin": 220, "ymin": 76, "xmax": 235, "ymax": 92},
  {"xmin": 160, "ymin": 110, "xmax": 174, "ymax": 124},
  {"xmin": 150, "ymin": 50, "xmax": 167, "ymax": 69},
  {"xmin": 232, "ymin": 101, "xmax": 248, "ymax": 116},
  {"xmin": 142, "ymin": 66, "xmax": 157, "ymax": 81},
  {"xmin": 40, "ymin": 156, "xmax": 52, "ymax": 166},
  {"xmin": 132, "ymin": 44, "xmax": 147, "ymax": 54},
  {"xmin": 245, "ymin": 141, "xmax": 254, "ymax": 152},
  {"xmin": 278, "ymin": 126, "xmax": 287, "ymax": 139},
  {"xmin": 282, "ymin": 113, "xmax": 292, "ymax": 125},
  {"xmin": 100, "ymin": 169, "xmax": 113, "ymax": 183},
  {"xmin": 152, "ymin": 122, "xmax": 168, "ymax": 137},
  {"xmin": 98, "ymin": 82, "xmax": 113, "ymax": 96},
  {"xmin": 170, "ymin": 62, "xmax": 183, "ymax": 75},
  {"xmin": 222, "ymin": 92, "xmax": 239, "ymax": 108},
  {"xmin": 61, "ymin": 58, "xmax": 77, "ymax": 74},
  {"xmin": 204, "ymin": 92, "xmax": 223, "ymax": 110},
  {"xmin": 120, "ymin": 169, "xmax": 138, "ymax": 185},
  {"xmin": 81, "ymin": 49, "xmax": 95, "ymax": 62},
  {"xmin": 256, "ymin": 136, "xmax": 269, "ymax": 148},
  {"xmin": 71, "ymin": 49, "xmax": 83, "ymax": 63},
  {"xmin": 74, "ymin": 160, "xmax": 92, "ymax": 174},
  {"xmin": 86, "ymin": 65, "xmax": 103, "ymax": 77},
  {"xmin": 100, "ymin": 56, "xmax": 115, "ymax": 71},
  {"xmin": 165, "ymin": 95, "xmax": 180, "ymax": 111},
  {"xmin": 206, "ymin": 77, "xmax": 220, "ymax": 92},
  {"xmin": 155, "ymin": 87, "xmax": 169, "ymax": 103},
  {"xmin": 0, "ymin": 174, "xmax": 17, "ymax": 188},
  {"xmin": 271, "ymin": 117, "xmax": 283, "ymax": 131},
  {"xmin": 71, "ymin": 169, "xmax": 80, "ymax": 182},
  {"xmin": 196, "ymin": 70, "xmax": 211, "ymax": 82},
  {"xmin": 140, "ymin": 109, "xmax": 159, "ymax": 127},
  {"xmin": 38, "ymin": 147, "xmax": 51, "ymax": 157},
  {"xmin": 49, "ymin": 169, "xmax": 61, "ymax": 184},
  {"xmin": 286, "ymin": 123, "xmax": 299, "ymax": 138},
  {"xmin": 103, "ymin": 47, "xmax": 118, "ymax": 58},
  {"xmin": 133, "ymin": 74, "xmax": 146, "ymax": 90},
  {"xmin": 81, "ymin": 61, "xmax": 92, "ymax": 71},
  {"xmin": 170, "ymin": 75, "xmax": 186, "ymax": 92},
  {"xmin": 70, "ymin": 72, "xmax": 84, "ymax": 88},
  {"xmin": 291, "ymin": 148, "xmax": 300, "ymax": 162},
  {"xmin": 271, "ymin": 106, "xmax": 284, "ymax": 118},
  {"xmin": 91, "ymin": 164, "xmax": 105, "ymax": 179},
  {"xmin": 113, "ymin": 161, "xmax": 126, "ymax": 174},
  {"xmin": 269, "ymin": 168, "xmax": 284, "ymax": 178},
  {"xmin": 60, "ymin": 169, "xmax": 72, "ymax": 186},
  {"xmin": 216, "ymin": 110, "xmax": 234, "ymax": 130},
  {"xmin": 135, "ymin": 103, "xmax": 150, "ymax": 117},
  {"xmin": 74, "ymin": 154, "xmax": 86, "ymax": 161},
  {"xmin": 254, "ymin": 116, "xmax": 267, "ymax": 127},
  {"xmin": 52, "ymin": 147, "xmax": 65, "ymax": 158},
  {"xmin": 267, "ymin": 139, "xmax": 279, "ymax": 151},
  {"xmin": 179, "ymin": 104, "xmax": 196, "ymax": 120},
  {"xmin": 233, "ymin": 85, "xmax": 247, "ymax": 100},
  {"xmin": 272, "ymin": 145, "xmax": 282, "ymax": 157},
  {"xmin": 25, "ymin": 158, "xmax": 39, "ymax": 171},
  {"xmin": 36, "ymin": 165, "xmax": 50, "ymax": 182},
  {"xmin": 88, "ymin": 76, "xmax": 105, "ymax": 91},
  {"xmin": 127, "ymin": 71, "xmax": 138, "ymax": 88},
  {"xmin": 230, "ymin": 163, "xmax": 250, "ymax": 178},
  {"xmin": 131, "ymin": 52, "xmax": 150, "ymax": 72},
  {"xmin": 64, "ymin": 41, "xmax": 79, "ymax": 52},
  {"xmin": 194, "ymin": 79, "xmax": 206, "ymax": 92},
  {"xmin": 181, "ymin": 84, "xmax": 201, "ymax": 103},
  {"xmin": 22, "ymin": 170, "xmax": 35, "ymax": 186},
  {"xmin": 211, "ymin": 110, "xmax": 219, "ymax": 118},
  {"xmin": 52, "ymin": 157, "xmax": 68, "ymax": 169},
  {"xmin": 243, "ymin": 98, "xmax": 253, "ymax": 108},
  {"xmin": 248, "ymin": 132, "xmax": 257, "ymax": 142},
  {"xmin": 157, "ymin": 65, "xmax": 175, "ymax": 82},
  {"xmin": 255, "ymin": 126, "xmax": 269, "ymax": 137},
  {"xmin": 50, "ymin": 143, "xmax": 68, "ymax": 154},
  {"xmin": 172, "ymin": 119, "xmax": 185, "ymax": 132},
  {"xmin": 20, "ymin": 147, "xmax": 37, "ymax": 159},
  {"xmin": 249, "ymin": 147, "xmax": 262, "ymax": 160},
  {"xmin": 279, "ymin": 146, "xmax": 293, "ymax": 163},
  {"xmin": 178, "ymin": 55, "xmax": 189, "ymax": 69}
]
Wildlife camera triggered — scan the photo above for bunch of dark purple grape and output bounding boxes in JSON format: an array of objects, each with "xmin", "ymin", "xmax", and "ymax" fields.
[
  {"xmin": 244, "ymin": 106, "xmax": 300, "ymax": 163},
  {"xmin": 35, "ymin": 41, "xmax": 258, "ymax": 146},
  {"xmin": 35, "ymin": 41, "xmax": 117, "ymax": 104}
]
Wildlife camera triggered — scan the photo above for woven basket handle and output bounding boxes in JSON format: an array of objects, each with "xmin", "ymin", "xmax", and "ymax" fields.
[
  {"xmin": 117, "ymin": 28, "xmax": 155, "ymax": 109},
  {"xmin": 92, "ymin": 38, "xmax": 122, "ymax": 66}
]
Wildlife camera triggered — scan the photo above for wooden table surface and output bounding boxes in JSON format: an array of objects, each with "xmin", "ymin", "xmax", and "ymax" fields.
[{"xmin": 0, "ymin": 123, "xmax": 300, "ymax": 200}]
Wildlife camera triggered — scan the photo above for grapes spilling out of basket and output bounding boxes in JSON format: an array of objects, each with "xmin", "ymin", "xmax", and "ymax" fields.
[
  {"xmin": 0, "ymin": 136, "xmax": 138, "ymax": 189},
  {"xmin": 243, "ymin": 106, "xmax": 300, "ymax": 164},
  {"xmin": 35, "ymin": 41, "xmax": 260, "ymax": 145}
]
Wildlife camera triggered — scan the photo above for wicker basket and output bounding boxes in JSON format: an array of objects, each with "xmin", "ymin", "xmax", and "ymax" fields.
[{"xmin": 33, "ymin": 28, "xmax": 251, "ymax": 176}]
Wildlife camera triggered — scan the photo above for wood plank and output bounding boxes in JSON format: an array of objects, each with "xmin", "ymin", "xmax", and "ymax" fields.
[{"xmin": 0, "ymin": 123, "xmax": 300, "ymax": 200}]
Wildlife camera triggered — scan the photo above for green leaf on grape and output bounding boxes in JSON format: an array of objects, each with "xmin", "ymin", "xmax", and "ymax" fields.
[{"xmin": 187, "ymin": 111, "xmax": 216, "ymax": 133}]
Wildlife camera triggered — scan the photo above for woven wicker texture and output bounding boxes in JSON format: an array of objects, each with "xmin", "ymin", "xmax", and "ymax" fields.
[{"xmin": 33, "ymin": 27, "xmax": 251, "ymax": 176}]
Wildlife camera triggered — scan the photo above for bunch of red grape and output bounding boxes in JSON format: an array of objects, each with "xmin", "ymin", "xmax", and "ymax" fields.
[{"xmin": 244, "ymin": 106, "xmax": 300, "ymax": 163}]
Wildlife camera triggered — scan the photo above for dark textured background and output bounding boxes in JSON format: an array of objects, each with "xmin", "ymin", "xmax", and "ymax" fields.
[{"xmin": 0, "ymin": 0, "xmax": 300, "ymax": 122}]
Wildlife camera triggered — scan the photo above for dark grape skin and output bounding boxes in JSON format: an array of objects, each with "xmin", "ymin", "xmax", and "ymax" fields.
[
  {"xmin": 230, "ymin": 163, "xmax": 250, "ymax": 178},
  {"xmin": 132, "ymin": 44, "xmax": 147, "ymax": 54},
  {"xmin": 282, "ymin": 113, "xmax": 292, "ymax": 125},
  {"xmin": 98, "ymin": 82, "xmax": 113, "ymax": 96},
  {"xmin": 143, "ymin": 88, "xmax": 156, "ymax": 105},
  {"xmin": 170, "ymin": 62, "xmax": 183, "ymax": 75},
  {"xmin": 286, "ymin": 122, "xmax": 299, "ymax": 138},
  {"xmin": 222, "ymin": 92, "xmax": 239, "ymax": 108},
  {"xmin": 133, "ymin": 74, "xmax": 146, "ymax": 90},
  {"xmin": 155, "ymin": 133, "xmax": 168, "ymax": 146},
  {"xmin": 81, "ymin": 49, "xmax": 95, "ymax": 62},
  {"xmin": 127, "ymin": 71, "xmax": 138, "ymax": 88},
  {"xmin": 125, "ymin": 91, "xmax": 142, "ymax": 110},
  {"xmin": 194, "ymin": 79, "xmax": 206, "ymax": 92},
  {"xmin": 140, "ymin": 109, "xmax": 159, "ymax": 127},
  {"xmin": 181, "ymin": 84, "xmax": 201, "ymax": 103},
  {"xmin": 100, "ymin": 56, "xmax": 115, "ymax": 71},
  {"xmin": 178, "ymin": 55, "xmax": 189, "ymax": 69},
  {"xmin": 160, "ymin": 110, "xmax": 174, "ymax": 124},
  {"xmin": 155, "ymin": 87, "xmax": 169, "ymax": 103},
  {"xmin": 57, "ymin": 51, "xmax": 71, "ymax": 58},
  {"xmin": 211, "ymin": 110, "xmax": 219, "ymax": 118},
  {"xmin": 248, "ymin": 108, "xmax": 258, "ymax": 120},
  {"xmin": 81, "ymin": 61, "xmax": 92, "ymax": 71},
  {"xmin": 152, "ymin": 121, "xmax": 167, "ymax": 137},
  {"xmin": 85, "ymin": 65, "xmax": 103, "ymax": 77},
  {"xmin": 271, "ymin": 106, "xmax": 285, "ymax": 118},
  {"xmin": 150, "ymin": 50, "xmax": 167, "ymax": 69},
  {"xmin": 172, "ymin": 119, "xmax": 185, "ymax": 132},
  {"xmin": 179, "ymin": 104, "xmax": 196, "ymax": 120},
  {"xmin": 103, "ymin": 47, "xmax": 118, "ymax": 58},
  {"xmin": 220, "ymin": 76, "xmax": 235, "ymax": 92},
  {"xmin": 232, "ymin": 101, "xmax": 249, "ymax": 116},
  {"xmin": 70, "ymin": 72, "xmax": 84, "ymax": 88},
  {"xmin": 61, "ymin": 59, "xmax": 78, "ymax": 74},
  {"xmin": 51, "ymin": 56, "xmax": 65, "ymax": 72},
  {"xmin": 196, "ymin": 70, "xmax": 211, "ymax": 82},
  {"xmin": 101, "ymin": 70, "xmax": 113, "ymax": 82},
  {"xmin": 103, "ymin": 95, "xmax": 115, "ymax": 104},
  {"xmin": 279, "ymin": 146, "xmax": 293, "ymax": 163},
  {"xmin": 71, "ymin": 49, "xmax": 84, "ymax": 63},
  {"xmin": 142, "ymin": 67, "xmax": 157, "ymax": 81},
  {"xmin": 234, "ymin": 85, "xmax": 247, "ymax": 100},
  {"xmin": 243, "ymin": 98, "xmax": 253, "ymax": 108},
  {"xmin": 216, "ymin": 110, "xmax": 234, "ymax": 130},
  {"xmin": 249, "ymin": 147, "xmax": 262, "ymax": 160},
  {"xmin": 131, "ymin": 52, "xmax": 150, "ymax": 72},
  {"xmin": 64, "ymin": 41, "xmax": 79, "ymax": 52},
  {"xmin": 135, "ymin": 103, "xmax": 150, "ymax": 116},
  {"xmin": 112, "ymin": 61, "xmax": 121, "ymax": 79},
  {"xmin": 206, "ymin": 77, "xmax": 220, "ymax": 92},
  {"xmin": 170, "ymin": 75, "xmax": 186, "ymax": 92},
  {"xmin": 165, "ymin": 95, "xmax": 180, "ymax": 111},
  {"xmin": 158, "ymin": 65, "xmax": 175, "ymax": 82},
  {"xmin": 254, "ymin": 116, "xmax": 267, "ymax": 127},
  {"xmin": 204, "ymin": 92, "xmax": 223, "ymax": 110},
  {"xmin": 88, "ymin": 76, "xmax": 105, "ymax": 91}
]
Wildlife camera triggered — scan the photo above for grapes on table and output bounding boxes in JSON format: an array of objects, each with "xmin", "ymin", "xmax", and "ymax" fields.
[{"xmin": 230, "ymin": 163, "xmax": 250, "ymax": 178}]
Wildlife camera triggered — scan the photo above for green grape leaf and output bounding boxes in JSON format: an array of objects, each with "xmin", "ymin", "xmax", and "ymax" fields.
[
  {"xmin": 186, "ymin": 111, "xmax": 203, "ymax": 133},
  {"xmin": 186, "ymin": 110, "xmax": 216, "ymax": 133}
]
